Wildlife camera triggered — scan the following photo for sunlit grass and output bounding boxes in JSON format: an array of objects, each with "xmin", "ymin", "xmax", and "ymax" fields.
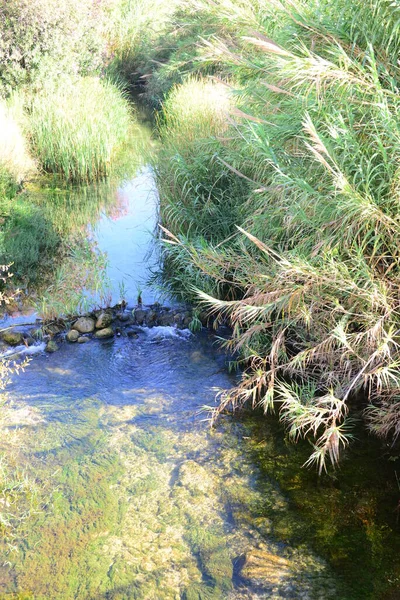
[
  {"xmin": 28, "ymin": 77, "xmax": 134, "ymax": 183},
  {"xmin": 154, "ymin": 0, "xmax": 400, "ymax": 472},
  {"xmin": 0, "ymin": 99, "xmax": 35, "ymax": 193}
]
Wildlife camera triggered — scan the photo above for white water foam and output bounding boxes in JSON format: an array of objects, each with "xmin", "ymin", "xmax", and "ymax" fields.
[
  {"xmin": 140, "ymin": 326, "xmax": 192, "ymax": 341},
  {"xmin": 0, "ymin": 342, "xmax": 46, "ymax": 360}
]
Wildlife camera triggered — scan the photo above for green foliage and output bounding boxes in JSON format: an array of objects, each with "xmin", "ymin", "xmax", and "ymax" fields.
[
  {"xmin": 27, "ymin": 77, "xmax": 134, "ymax": 183},
  {"xmin": 0, "ymin": 0, "xmax": 109, "ymax": 95},
  {"xmin": 154, "ymin": 0, "xmax": 400, "ymax": 471}
]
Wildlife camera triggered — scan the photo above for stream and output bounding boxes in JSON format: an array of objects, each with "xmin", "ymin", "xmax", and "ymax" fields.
[{"xmin": 1, "ymin": 119, "xmax": 400, "ymax": 600}]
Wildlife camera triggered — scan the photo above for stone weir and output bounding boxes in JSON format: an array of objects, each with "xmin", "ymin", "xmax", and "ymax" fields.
[{"xmin": 0, "ymin": 304, "xmax": 199, "ymax": 355}]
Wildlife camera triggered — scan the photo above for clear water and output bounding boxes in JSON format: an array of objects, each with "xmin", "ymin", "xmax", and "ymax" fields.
[
  {"xmin": 87, "ymin": 166, "xmax": 159, "ymax": 307},
  {"xmin": 1, "ymin": 328, "xmax": 338, "ymax": 599}
]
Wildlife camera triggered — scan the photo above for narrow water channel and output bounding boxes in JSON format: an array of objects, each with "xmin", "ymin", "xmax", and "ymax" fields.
[{"xmin": 1, "ymin": 115, "xmax": 400, "ymax": 600}]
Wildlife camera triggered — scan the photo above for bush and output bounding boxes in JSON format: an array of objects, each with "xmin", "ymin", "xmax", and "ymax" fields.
[
  {"xmin": 28, "ymin": 77, "xmax": 135, "ymax": 182},
  {"xmin": 0, "ymin": 0, "xmax": 110, "ymax": 95}
]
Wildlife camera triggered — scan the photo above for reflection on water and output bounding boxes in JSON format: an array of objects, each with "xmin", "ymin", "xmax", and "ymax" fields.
[
  {"xmin": 0, "ymin": 331, "xmax": 339, "ymax": 599},
  {"xmin": 90, "ymin": 166, "xmax": 159, "ymax": 307},
  {"xmin": 0, "ymin": 166, "xmax": 160, "ymax": 327}
]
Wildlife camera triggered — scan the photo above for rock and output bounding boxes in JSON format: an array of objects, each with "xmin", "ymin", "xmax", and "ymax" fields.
[
  {"xmin": 239, "ymin": 549, "xmax": 291, "ymax": 584},
  {"xmin": 45, "ymin": 340, "xmax": 59, "ymax": 353},
  {"xmin": 72, "ymin": 317, "xmax": 95, "ymax": 334},
  {"xmin": 44, "ymin": 323, "xmax": 63, "ymax": 336},
  {"xmin": 116, "ymin": 311, "xmax": 130, "ymax": 322},
  {"xmin": 146, "ymin": 310, "xmax": 157, "ymax": 325},
  {"xmin": 95, "ymin": 327, "xmax": 114, "ymax": 339},
  {"xmin": 66, "ymin": 329, "xmax": 79, "ymax": 342},
  {"xmin": 77, "ymin": 336, "xmax": 90, "ymax": 344},
  {"xmin": 158, "ymin": 312, "xmax": 175, "ymax": 327},
  {"xmin": 132, "ymin": 308, "xmax": 147, "ymax": 325},
  {"xmin": 127, "ymin": 331, "xmax": 138, "ymax": 338},
  {"xmin": 95, "ymin": 312, "xmax": 113, "ymax": 329},
  {"xmin": 2, "ymin": 330, "xmax": 23, "ymax": 346},
  {"xmin": 182, "ymin": 312, "xmax": 193, "ymax": 329},
  {"xmin": 176, "ymin": 460, "xmax": 216, "ymax": 495},
  {"xmin": 25, "ymin": 336, "xmax": 35, "ymax": 347}
]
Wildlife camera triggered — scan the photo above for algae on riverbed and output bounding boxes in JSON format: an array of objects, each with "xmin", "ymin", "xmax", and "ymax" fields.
[{"xmin": 0, "ymin": 334, "xmax": 341, "ymax": 599}]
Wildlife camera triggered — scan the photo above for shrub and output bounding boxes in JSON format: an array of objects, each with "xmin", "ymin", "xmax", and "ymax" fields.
[
  {"xmin": 0, "ymin": 0, "xmax": 110, "ymax": 95},
  {"xmin": 28, "ymin": 77, "xmax": 134, "ymax": 182}
]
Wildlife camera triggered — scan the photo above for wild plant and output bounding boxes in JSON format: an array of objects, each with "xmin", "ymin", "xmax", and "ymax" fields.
[
  {"xmin": 157, "ymin": 0, "xmax": 400, "ymax": 471},
  {"xmin": 27, "ymin": 77, "xmax": 134, "ymax": 183}
]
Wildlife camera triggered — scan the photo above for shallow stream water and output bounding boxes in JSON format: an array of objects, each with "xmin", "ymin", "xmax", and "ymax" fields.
[{"xmin": 1, "ymin": 119, "xmax": 400, "ymax": 600}]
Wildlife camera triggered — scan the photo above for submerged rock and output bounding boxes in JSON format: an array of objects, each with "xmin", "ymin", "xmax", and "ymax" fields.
[
  {"xmin": 2, "ymin": 330, "xmax": 23, "ymax": 346},
  {"xmin": 95, "ymin": 312, "xmax": 113, "ymax": 329},
  {"xmin": 116, "ymin": 311, "xmax": 130, "ymax": 322},
  {"xmin": 45, "ymin": 340, "xmax": 59, "ymax": 353},
  {"xmin": 132, "ymin": 308, "xmax": 147, "ymax": 325},
  {"xmin": 95, "ymin": 327, "xmax": 114, "ymax": 339},
  {"xmin": 176, "ymin": 460, "xmax": 216, "ymax": 495},
  {"xmin": 66, "ymin": 330, "xmax": 79, "ymax": 343},
  {"xmin": 72, "ymin": 317, "xmax": 95, "ymax": 333},
  {"xmin": 126, "ymin": 330, "xmax": 138, "ymax": 338},
  {"xmin": 239, "ymin": 548, "xmax": 291, "ymax": 584},
  {"xmin": 78, "ymin": 336, "xmax": 90, "ymax": 344}
]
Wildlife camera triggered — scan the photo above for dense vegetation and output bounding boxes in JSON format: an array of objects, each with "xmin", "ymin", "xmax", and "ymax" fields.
[
  {"xmin": 2, "ymin": 0, "xmax": 400, "ymax": 474},
  {"xmin": 127, "ymin": 0, "xmax": 400, "ymax": 473}
]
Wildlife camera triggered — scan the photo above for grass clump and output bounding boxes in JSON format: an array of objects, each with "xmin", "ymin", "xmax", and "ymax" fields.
[
  {"xmin": 155, "ymin": 77, "xmax": 250, "ymax": 301},
  {"xmin": 28, "ymin": 77, "xmax": 135, "ymax": 183},
  {"xmin": 153, "ymin": 0, "xmax": 400, "ymax": 472}
]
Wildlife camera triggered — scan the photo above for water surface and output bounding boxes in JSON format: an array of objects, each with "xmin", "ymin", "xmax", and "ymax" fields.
[{"xmin": 1, "ymin": 329, "xmax": 338, "ymax": 599}]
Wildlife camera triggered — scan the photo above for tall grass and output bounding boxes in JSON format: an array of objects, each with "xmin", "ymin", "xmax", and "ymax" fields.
[
  {"xmin": 155, "ymin": 0, "xmax": 400, "ymax": 471},
  {"xmin": 107, "ymin": 0, "xmax": 180, "ymax": 93},
  {"xmin": 28, "ymin": 77, "xmax": 134, "ymax": 183},
  {"xmin": 155, "ymin": 77, "xmax": 251, "ymax": 300}
]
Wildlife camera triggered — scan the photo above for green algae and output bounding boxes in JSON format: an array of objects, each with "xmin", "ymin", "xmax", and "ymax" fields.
[
  {"xmin": 240, "ymin": 413, "xmax": 400, "ymax": 600},
  {"xmin": 0, "ymin": 346, "xmax": 379, "ymax": 600}
]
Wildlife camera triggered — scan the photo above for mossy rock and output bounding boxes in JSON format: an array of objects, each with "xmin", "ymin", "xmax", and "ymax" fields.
[
  {"xmin": 95, "ymin": 327, "xmax": 114, "ymax": 339},
  {"xmin": 66, "ymin": 329, "xmax": 79, "ymax": 342},
  {"xmin": 72, "ymin": 317, "xmax": 95, "ymax": 333},
  {"xmin": 45, "ymin": 340, "xmax": 59, "ymax": 353},
  {"xmin": 177, "ymin": 460, "xmax": 216, "ymax": 495},
  {"xmin": 95, "ymin": 312, "xmax": 113, "ymax": 329},
  {"xmin": 2, "ymin": 330, "xmax": 23, "ymax": 346}
]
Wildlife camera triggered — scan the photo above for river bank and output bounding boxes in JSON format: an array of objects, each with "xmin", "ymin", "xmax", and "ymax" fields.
[
  {"xmin": 2, "ymin": 1, "xmax": 400, "ymax": 596},
  {"xmin": 0, "ymin": 144, "xmax": 399, "ymax": 598}
]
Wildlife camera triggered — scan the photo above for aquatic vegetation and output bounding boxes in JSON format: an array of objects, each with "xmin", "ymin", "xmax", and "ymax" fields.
[
  {"xmin": 0, "ymin": 336, "xmax": 345, "ymax": 598},
  {"xmin": 28, "ymin": 77, "xmax": 135, "ymax": 183}
]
